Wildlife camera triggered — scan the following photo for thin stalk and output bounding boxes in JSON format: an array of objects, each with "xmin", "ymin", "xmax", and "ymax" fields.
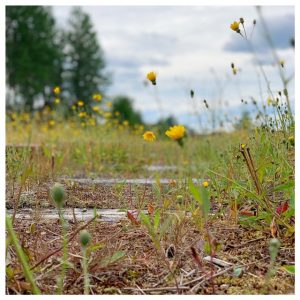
[
  {"xmin": 6, "ymin": 215, "xmax": 41, "ymax": 295},
  {"xmin": 82, "ymin": 246, "xmax": 89, "ymax": 295},
  {"xmin": 57, "ymin": 208, "xmax": 68, "ymax": 294}
]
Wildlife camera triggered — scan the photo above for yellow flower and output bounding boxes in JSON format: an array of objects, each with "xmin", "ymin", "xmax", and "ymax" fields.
[
  {"xmin": 77, "ymin": 100, "xmax": 84, "ymax": 107},
  {"xmin": 267, "ymin": 97, "xmax": 273, "ymax": 106},
  {"xmin": 71, "ymin": 105, "xmax": 76, "ymax": 110},
  {"xmin": 54, "ymin": 98, "xmax": 61, "ymax": 104},
  {"xmin": 241, "ymin": 143, "xmax": 246, "ymax": 149},
  {"xmin": 104, "ymin": 112, "xmax": 112, "ymax": 118},
  {"xmin": 143, "ymin": 131, "xmax": 156, "ymax": 142},
  {"xmin": 49, "ymin": 120, "xmax": 55, "ymax": 126},
  {"xmin": 165, "ymin": 125, "xmax": 185, "ymax": 140},
  {"xmin": 230, "ymin": 21, "xmax": 240, "ymax": 32},
  {"xmin": 115, "ymin": 111, "xmax": 120, "ymax": 116},
  {"xmin": 123, "ymin": 120, "xmax": 129, "ymax": 126},
  {"xmin": 202, "ymin": 181, "xmax": 209, "ymax": 188},
  {"xmin": 78, "ymin": 111, "xmax": 87, "ymax": 118},
  {"xmin": 81, "ymin": 122, "xmax": 86, "ymax": 127},
  {"xmin": 93, "ymin": 93, "xmax": 102, "ymax": 101},
  {"xmin": 106, "ymin": 101, "xmax": 112, "ymax": 108},
  {"xmin": 92, "ymin": 106, "xmax": 100, "ymax": 112},
  {"xmin": 53, "ymin": 86, "xmax": 61, "ymax": 95},
  {"xmin": 146, "ymin": 71, "xmax": 157, "ymax": 85}
]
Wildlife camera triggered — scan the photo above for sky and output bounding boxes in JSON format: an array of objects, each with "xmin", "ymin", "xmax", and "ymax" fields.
[{"xmin": 53, "ymin": 5, "xmax": 295, "ymax": 131}]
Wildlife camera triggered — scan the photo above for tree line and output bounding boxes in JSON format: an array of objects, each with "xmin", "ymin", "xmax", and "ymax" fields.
[{"xmin": 6, "ymin": 6, "xmax": 109, "ymax": 112}]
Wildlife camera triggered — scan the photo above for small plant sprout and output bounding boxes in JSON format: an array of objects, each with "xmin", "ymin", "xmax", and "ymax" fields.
[
  {"xmin": 80, "ymin": 230, "xmax": 92, "ymax": 295},
  {"xmin": 264, "ymin": 238, "xmax": 281, "ymax": 293}
]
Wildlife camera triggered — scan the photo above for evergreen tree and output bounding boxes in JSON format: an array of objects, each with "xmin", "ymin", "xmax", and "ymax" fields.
[
  {"xmin": 65, "ymin": 8, "xmax": 110, "ymax": 106},
  {"xmin": 6, "ymin": 6, "xmax": 63, "ymax": 111}
]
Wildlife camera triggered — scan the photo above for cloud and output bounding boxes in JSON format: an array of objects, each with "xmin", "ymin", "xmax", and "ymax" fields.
[{"xmin": 223, "ymin": 13, "xmax": 294, "ymax": 53}]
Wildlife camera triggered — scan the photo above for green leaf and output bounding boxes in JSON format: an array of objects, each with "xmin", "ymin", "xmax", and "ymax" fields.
[
  {"xmin": 274, "ymin": 181, "xmax": 294, "ymax": 192},
  {"xmin": 100, "ymin": 251, "xmax": 125, "ymax": 267},
  {"xmin": 153, "ymin": 210, "xmax": 160, "ymax": 232},
  {"xmin": 200, "ymin": 186, "xmax": 210, "ymax": 219},
  {"xmin": 158, "ymin": 215, "xmax": 173, "ymax": 240},
  {"xmin": 282, "ymin": 265, "xmax": 295, "ymax": 274}
]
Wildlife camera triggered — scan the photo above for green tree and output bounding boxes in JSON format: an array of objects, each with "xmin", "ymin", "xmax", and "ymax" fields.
[
  {"xmin": 112, "ymin": 96, "xmax": 143, "ymax": 126},
  {"xmin": 6, "ymin": 6, "xmax": 63, "ymax": 111},
  {"xmin": 65, "ymin": 8, "xmax": 110, "ymax": 107}
]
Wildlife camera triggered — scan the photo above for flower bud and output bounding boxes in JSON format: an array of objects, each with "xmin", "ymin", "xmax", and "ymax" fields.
[
  {"xmin": 50, "ymin": 183, "xmax": 65, "ymax": 208},
  {"xmin": 80, "ymin": 230, "xmax": 91, "ymax": 247}
]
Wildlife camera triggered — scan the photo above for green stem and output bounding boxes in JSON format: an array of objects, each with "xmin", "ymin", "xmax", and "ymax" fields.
[
  {"xmin": 57, "ymin": 208, "xmax": 68, "ymax": 294},
  {"xmin": 6, "ymin": 215, "xmax": 41, "ymax": 295},
  {"xmin": 82, "ymin": 247, "xmax": 89, "ymax": 295}
]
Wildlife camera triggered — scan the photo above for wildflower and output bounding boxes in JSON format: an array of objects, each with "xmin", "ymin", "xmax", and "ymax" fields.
[
  {"xmin": 93, "ymin": 93, "xmax": 102, "ymax": 101},
  {"xmin": 104, "ymin": 112, "xmax": 112, "ymax": 118},
  {"xmin": 165, "ymin": 125, "xmax": 185, "ymax": 140},
  {"xmin": 267, "ymin": 97, "xmax": 274, "ymax": 106},
  {"xmin": 115, "ymin": 111, "xmax": 120, "ymax": 116},
  {"xmin": 106, "ymin": 101, "xmax": 112, "ymax": 108},
  {"xmin": 202, "ymin": 181, "xmax": 209, "ymax": 188},
  {"xmin": 54, "ymin": 98, "xmax": 61, "ymax": 104},
  {"xmin": 78, "ymin": 112, "xmax": 87, "ymax": 118},
  {"xmin": 77, "ymin": 100, "xmax": 84, "ymax": 107},
  {"xmin": 92, "ymin": 106, "xmax": 100, "ymax": 112},
  {"xmin": 53, "ymin": 86, "xmax": 61, "ymax": 95},
  {"xmin": 88, "ymin": 118, "xmax": 96, "ymax": 126},
  {"xmin": 241, "ymin": 143, "xmax": 246, "ymax": 149},
  {"xmin": 81, "ymin": 122, "xmax": 86, "ymax": 127},
  {"xmin": 288, "ymin": 136, "xmax": 294, "ymax": 146},
  {"xmin": 123, "ymin": 120, "xmax": 129, "ymax": 126},
  {"xmin": 146, "ymin": 71, "xmax": 157, "ymax": 85},
  {"xmin": 143, "ymin": 131, "xmax": 156, "ymax": 142},
  {"xmin": 71, "ymin": 105, "xmax": 76, "ymax": 110},
  {"xmin": 230, "ymin": 21, "xmax": 240, "ymax": 32},
  {"xmin": 49, "ymin": 120, "xmax": 55, "ymax": 126}
]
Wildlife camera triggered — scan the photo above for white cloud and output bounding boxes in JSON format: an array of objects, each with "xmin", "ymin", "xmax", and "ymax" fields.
[{"xmin": 52, "ymin": 5, "xmax": 295, "ymax": 129}]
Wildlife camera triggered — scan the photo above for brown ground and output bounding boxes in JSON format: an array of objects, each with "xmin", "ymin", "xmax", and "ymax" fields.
[{"xmin": 6, "ymin": 213, "xmax": 294, "ymax": 295}]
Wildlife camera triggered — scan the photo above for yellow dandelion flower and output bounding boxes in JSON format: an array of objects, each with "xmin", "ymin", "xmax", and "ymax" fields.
[
  {"xmin": 93, "ymin": 93, "xmax": 102, "ymax": 101},
  {"xmin": 92, "ymin": 106, "xmax": 100, "ymax": 112},
  {"xmin": 77, "ymin": 100, "xmax": 84, "ymax": 107},
  {"xmin": 123, "ymin": 120, "xmax": 129, "ymax": 126},
  {"xmin": 165, "ymin": 125, "xmax": 185, "ymax": 140},
  {"xmin": 49, "ymin": 120, "xmax": 55, "ymax": 126},
  {"xmin": 241, "ymin": 143, "xmax": 246, "ymax": 149},
  {"xmin": 143, "ymin": 131, "xmax": 156, "ymax": 142},
  {"xmin": 54, "ymin": 98, "xmax": 61, "ymax": 104},
  {"xmin": 78, "ymin": 112, "xmax": 87, "ymax": 118},
  {"xmin": 267, "ymin": 97, "xmax": 273, "ymax": 106},
  {"xmin": 230, "ymin": 21, "xmax": 240, "ymax": 32},
  {"xmin": 53, "ymin": 86, "xmax": 61, "ymax": 95},
  {"xmin": 147, "ymin": 71, "xmax": 157, "ymax": 85},
  {"xmin": 202, "ymin": 181, "xmax": 209, "ymax": 188},
  {"xmin": 104, "ymin": 112, "xmax": 112, "ymax": 118}
]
